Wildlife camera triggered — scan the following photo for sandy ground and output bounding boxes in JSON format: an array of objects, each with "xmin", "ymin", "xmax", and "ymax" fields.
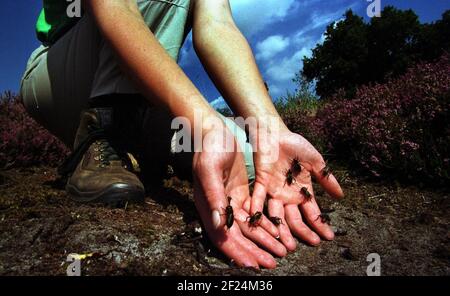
[{"xmin": 0, "ymin": 167, "xmax": 448, "ymax": 275}]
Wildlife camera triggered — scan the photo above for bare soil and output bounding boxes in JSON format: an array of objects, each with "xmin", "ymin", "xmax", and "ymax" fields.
[{"xmin": 0, "ymin": 167, "xmax": 448, "ymax": 275}]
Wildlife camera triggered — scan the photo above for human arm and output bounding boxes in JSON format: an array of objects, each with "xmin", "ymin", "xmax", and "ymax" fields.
[
  {"xmin": 192, "ymin": 0, "xmax": 345, "ymax": 248},
  {"xmin": 84, "ymin": 0, "xmax": 284, "ymax": 267}
]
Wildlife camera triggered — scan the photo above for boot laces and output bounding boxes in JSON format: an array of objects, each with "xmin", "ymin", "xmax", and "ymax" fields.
[{"xmin": 94, "ymin": 139, "xmax": 123, "ymax": 168}]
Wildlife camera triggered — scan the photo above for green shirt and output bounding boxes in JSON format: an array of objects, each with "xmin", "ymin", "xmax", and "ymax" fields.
[{"xmin": 36, "ymin": 0, "xmax": 82, "ymax": 45}]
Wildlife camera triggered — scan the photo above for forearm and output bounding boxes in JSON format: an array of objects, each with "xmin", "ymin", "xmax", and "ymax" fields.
[
  {"xmin": 193, "ymin": 19, "xmax": 283, "ymax": 126},
  {"xmin": 85, "ymin": 0, "xmax": 217, "ymax": 132}
]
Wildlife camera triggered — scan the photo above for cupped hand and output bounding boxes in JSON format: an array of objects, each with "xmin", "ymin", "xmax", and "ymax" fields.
[
  {"xmin": 249, "ymin": 125, "xmax": 344, "ymax": 250},
  {"xmin": 192, "ymin": 123, "xmax": 287, "ymax": 269}
]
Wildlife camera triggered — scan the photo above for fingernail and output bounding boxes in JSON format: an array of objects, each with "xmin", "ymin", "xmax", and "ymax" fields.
[{"xmin": 212, "ymin": 210, "xmax": 221, "ymax": 229}]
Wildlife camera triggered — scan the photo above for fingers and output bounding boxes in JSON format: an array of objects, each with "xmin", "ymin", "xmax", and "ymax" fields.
[
  {"xmin": 259, "ymin": 216, "xmax": 281, "ymax": 238},
  {"xmin": 193, "ymin": 171, "xmax": 228, "ymax": 230},
  {"xmin": 243, "ymin": 198, "xmax": 279, "ymax": 238},
  {"xmin": 233, "ymin": 231, "xmax": 277, "ymax": 269},
  {"xmin": 250, "ymin": 181, "xmax": 267, "ymax": 215},
  {"xmin": 194, "ymin": 184, "xmax": 261, "ymax": 268},
  {"xmin": 311, "ymin": 157, "xmax": 344, "ymax": 199},
  {"xmin": 268, "ymin": 199, "xmax": 297, "ymax": 252},
  {"xmin": 285, "ymin": 204, "xmax": 321, "ymax": 246},
  {"xmin": 210, "ymin": 230, "xmax": 259, "ymax": 268},
  {"xmin": 315, "ymin": 171, "xmax": 344, "ymax": 199},
  {"xmin": 299, "ymin": 197, "xmax": 335, "ymax": 241},
  {"xmin": 235, "ymin": 209, "xmax": 287, "ymax": 258}
]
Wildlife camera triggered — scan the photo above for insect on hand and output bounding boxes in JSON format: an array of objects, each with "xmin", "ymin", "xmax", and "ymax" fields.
[
  {"xmin": 300, "ymin": 186, "xmax": 312, "ymax": 201},
  {"xmin": 268, "ymin": 216, "xmax": 283, "ymax": 226},
  {"xmin": 246, "ymin": 211, "xmax": 263, "ymax": 227},
  {"xmin": 290, "ymin": 156, "xmax": 302, "ymax": 175},
  {"xmin": 284, "ymin": 169, "xmax": 296, "ymax": 186},
  {"xmin": 321, "ymin": 164, "xmax": 332, "ymax": 179},
  {"xmin": 315, "ymin": 213, "xmax": 331, "ymax": 224},
  {"xmin": 222, "ymin": 196, "xmax": 234, "ymax": 230}
]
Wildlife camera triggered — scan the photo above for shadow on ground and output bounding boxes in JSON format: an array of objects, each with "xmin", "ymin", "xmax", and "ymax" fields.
[{"xmin": 0, "ymin": 167, "xmax": 448, "ymax": 275}]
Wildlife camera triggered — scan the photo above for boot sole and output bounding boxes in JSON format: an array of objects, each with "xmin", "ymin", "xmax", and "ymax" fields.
[{"xmin": 66, "ymin": 183, "xmax": 145, "ymax": 206}]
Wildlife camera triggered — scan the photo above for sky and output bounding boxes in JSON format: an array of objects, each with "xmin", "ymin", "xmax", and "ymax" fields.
[{"xmin": 0, "ymin": 0, "xmax": 448, "ymax": 108}]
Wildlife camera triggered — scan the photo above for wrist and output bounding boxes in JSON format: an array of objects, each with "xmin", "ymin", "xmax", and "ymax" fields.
[
  {"xmin": 199, "ymin": 112, "xmax": 228, "ymax": 137},
  {"xmin": 247, "ymin": 116, "xmax": 288, "ymax": 143},
  {"xmin": 188, "ymin": 109, "xmax": 232, "ymax": 153}
]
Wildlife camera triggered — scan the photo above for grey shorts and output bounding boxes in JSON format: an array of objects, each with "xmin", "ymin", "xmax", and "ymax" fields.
[{"xmin": 20, "ymin": 0, "xmax": 255, "ymax": 181}]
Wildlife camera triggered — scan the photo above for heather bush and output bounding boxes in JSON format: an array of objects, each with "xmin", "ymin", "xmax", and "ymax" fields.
[
  {"xmin": 317, "ymin": 54, "xmax": 450, "ymax": 184},
  {"xmin": 0, "ymin": 92, "xmax": 69, "ymax": 168}
]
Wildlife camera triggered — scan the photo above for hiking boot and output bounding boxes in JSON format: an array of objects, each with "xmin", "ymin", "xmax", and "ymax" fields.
[{"xmin": 60, "ymin": 108, "xmax": 145, "ymax": 204}]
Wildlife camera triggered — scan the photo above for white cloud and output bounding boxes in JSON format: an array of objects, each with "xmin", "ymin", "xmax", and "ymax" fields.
[
  {"xmin": 293, "ymin": 12, "xmax": 344, "ymax": 46},
  {"xmin": 266, "ymin": 47, "xmax": 311, "ymax": 84},
  {"xmin": 230, "ymin": 0, "xmax": 297, "ymax": 36},
  {"xmin": 179, "ymin": 0, "xmax": 297, "ymax": 68},
  {"xmin": 261, "ymin": 7, "xmax": 357, "ymax": 97},
  {"xmin": 262, "ymin": 33, "xmax": 322, "ymax": 98},
  {"xmin": 179, "ymin": 0, "xmax": 363, "ymax": 100},
  {"xmin": 256, "ymin": 35, "xmax": 290, "ymax": 61},
  {"xmin": 333, "ymin": 18, "xmax": 346, "ymax": 29},
  {"xmin": 319, "ymin": 31, "xmax": 327, "ymax": 44}
]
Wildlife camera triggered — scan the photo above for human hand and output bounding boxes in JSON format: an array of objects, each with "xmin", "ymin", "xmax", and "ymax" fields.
[
  {"xmin": 249, "ymin": 124, "xmax": 344, "ymax": 250},
  {"xmin": 192, "ymin": 122, "xmax": 287, "ymax": 269}
]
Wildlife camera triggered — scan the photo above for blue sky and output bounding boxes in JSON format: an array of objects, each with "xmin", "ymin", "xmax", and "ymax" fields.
[{"xmin": 0, "ymin": 0, "xmax": 448, "ymax": 107}]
